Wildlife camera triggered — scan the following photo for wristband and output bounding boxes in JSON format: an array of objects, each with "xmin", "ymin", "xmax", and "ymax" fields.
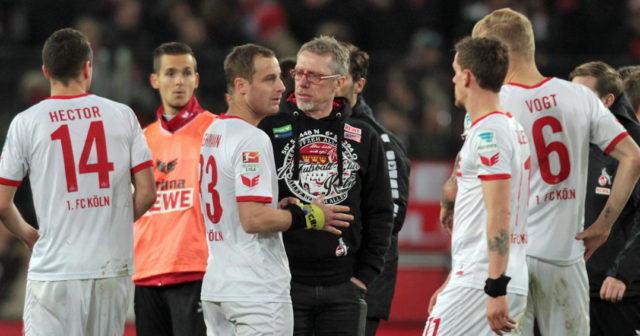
[
  {"xmin": 484, "ymin": 274, "xmax": 511, "ymax": 298},
  {"xmin": 285, "ymin": 203, "xmax": 325, "ymax": 230}
]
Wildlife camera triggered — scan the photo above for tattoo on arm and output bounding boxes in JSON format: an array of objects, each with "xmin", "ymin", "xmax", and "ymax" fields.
[
  {"xmin": 604, "ymin": 207, "xmax": 611, "ymax": 219},
  {"xmin": 488, "ymin": 229, "xmax": 509, "ymax": 256}
]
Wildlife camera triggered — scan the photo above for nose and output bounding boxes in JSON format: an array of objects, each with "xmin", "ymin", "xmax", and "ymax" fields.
[
  {"xmin": 176, "ymin": 74, "xmax": 185, "ymax": 85},
  {"xmin": 277, "ymin": 78, "xmax": 285, "ymax": 93}
]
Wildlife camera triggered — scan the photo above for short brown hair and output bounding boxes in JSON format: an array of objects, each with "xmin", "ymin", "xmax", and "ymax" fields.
[
  {"xmin": 472, "ymin": 8, "xmax": 535, "ymax": 62},
  {"xmin": 618, "ymin": 65, "xmax": 640, "ymax": 80},
  {"xmin": 224, "ymin": 43, "xmax": 276, "ymax": 93},
  {"xmin": 624, "ymin": 71, "xmax": 640, "ymax": 112},
  {"xmin": 152, "ymin": 42, "xmax": 196, "ymax": 73},
  {"xmin": 42, "ymin": 28, "xmax": 93, "ymax": 85},
  {"xmin": 340, "ymin": 41, "xmax": 369, "ymax": 82},
  {"xmin": 569, "ymin": 61, "xmax": 622, "ymax": 98},
  {"xmin": 455, "ymin": 36, "xmax": 509, "ymax": 93}
]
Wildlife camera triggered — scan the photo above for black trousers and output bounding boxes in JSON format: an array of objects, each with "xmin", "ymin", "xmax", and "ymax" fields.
[
  {"xmin": 291, "ymin": 280, "xmax": 367, "ymax": 336},
  {"xmin": 134, "ymin": 281, "xmax": 206, "ymax": 336},
  {"xmin": 590, "ymin": 297, "xmax": 640, "ymax": 336}
]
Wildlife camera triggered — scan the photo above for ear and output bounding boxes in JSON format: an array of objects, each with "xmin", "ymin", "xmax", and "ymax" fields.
[
  {"xmin": 354, "ymin": 78, "xmax": 366, "ymax": 95},
  {"xmin": 602, "ymin": 93, "xmax": 615, "ymax": 108},
  {"xmin": 334, "ymin": 75, "xmax": 346, "ymax": 94},
  {"xmin": 234, "ymin": 77, "xmax": 248, "ymax": 94},
  {"xmin": 83, "ymin": 60, "xmax": 91, "ymax": 79},
  {"xmin": 42, "ymin": 65, "xmax": 51, "ymax": 81},
  {"xmin": 194, "ymin": 72, "xmax": 200, "ymax": 89},
  {"xmin": 150, "ymin": 73, "xmax": 159, "ymax": 89},
  {"xmin": 463, "ymin": 69, "xmax": 472, "ymax": 88}
]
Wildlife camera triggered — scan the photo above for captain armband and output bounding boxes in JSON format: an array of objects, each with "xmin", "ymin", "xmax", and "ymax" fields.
[{"xmin": 285, "ymin": 203, "xmax": 325, "ymax": 230}]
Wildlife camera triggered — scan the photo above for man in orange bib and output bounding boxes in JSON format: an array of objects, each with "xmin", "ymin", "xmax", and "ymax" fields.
[{"xmin": 133, "ymin": 42, "xmax": 216, "ymax": 336}]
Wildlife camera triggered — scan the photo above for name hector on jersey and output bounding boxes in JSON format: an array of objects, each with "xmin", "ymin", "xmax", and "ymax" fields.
[{"xmin": 49, "ymin": 106, "xmax": 102, "ymax": 123}]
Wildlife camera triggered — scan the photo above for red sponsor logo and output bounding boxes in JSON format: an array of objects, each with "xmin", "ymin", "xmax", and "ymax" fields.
[
  {"xmin": 242, "ymin": 151, "xmax": 259, "ymax": 163},
  {"xmin": 241, "ymin": 175, "xmax": 260, "ymax": 187},
  {"xmin": 344, "ymin": 123, "xmax": 361, "ymax": 135},
  {"xmin": 480, "ymin": 153, "xmax": 500, "ymax": 166}
]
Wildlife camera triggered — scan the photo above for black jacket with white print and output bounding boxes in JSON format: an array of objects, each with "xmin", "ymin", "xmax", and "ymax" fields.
[
  {"xmin": 258, "ymin": 92, "xmax": 393, "ymax": 287},
  {"xmin": 585, "ymin": 93, "xmax": 640, "ymax": 300}
]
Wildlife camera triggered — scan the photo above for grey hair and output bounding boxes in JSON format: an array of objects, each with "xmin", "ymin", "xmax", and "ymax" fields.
[{"xmin": 297, "ymin": 35, "xmax": 349, "ymax": 76}]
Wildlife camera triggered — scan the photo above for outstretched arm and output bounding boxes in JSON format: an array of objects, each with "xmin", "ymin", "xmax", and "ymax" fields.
[{"xmin": 238, "ymin": 195, "xmax": 353, "ymax": 234}]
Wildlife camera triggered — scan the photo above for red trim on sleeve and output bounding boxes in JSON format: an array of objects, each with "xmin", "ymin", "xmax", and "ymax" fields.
[
  {"xmin": 0, "ymin": 177, "xmax": 21, "ymax": 187},
  {"xmin": 470, "ymin": 111, "xmax": 508, "ymax": 129},
  {"xmin": 131, "ymin": 160, "xmax": 153, "ymax": 174},
  {"xmin": 219, "ymin": 113, "xmax": 249, "ymax": 123},
  {"xmin": 506, "ymin": 77, "xmax": 552, "ymax": 89},
  {"xmin": 46, "ymin": 93, "xmax": 91, "ymax": 100},
  {"xmin": 236, "ymin": 196, "xmax": 273, "ymax": 203},
  {"xmin": 478, "ymin": 174, "xmax": 511, "ymax": 181},
  {"xmin": 604, "ymin": 132, "xmax": 629, "ymax": 155}
]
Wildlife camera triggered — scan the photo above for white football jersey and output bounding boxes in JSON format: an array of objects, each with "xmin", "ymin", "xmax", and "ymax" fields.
[
  {"xmin": 199, "ymin": 115, "xmax": 290, "ymax": 303},
  {"xmin": 450, "ymin": 112, "xmax": 530, "ymax": 296},
  {"xmin": 500, "ymin": 78, "xmax": 627, "ymax": 263},
  {"xmin": 0, "ymin": 93, "xmax": 152, "ymax": 281}
]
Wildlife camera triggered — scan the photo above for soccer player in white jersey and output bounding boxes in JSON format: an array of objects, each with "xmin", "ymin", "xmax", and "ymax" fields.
[
  {"xmin": 0, "ymin": 28, "xmax": 156, "ymax": 335},
  {"xmin": 199, "ymin": 43, "xmax": 353, "ymax": 336},
  {"xmin": 472, "ymin": 9, "xmax": 640, "ymax": 335},
  {"xmin": 425, "ymin": 36, "xmax": 530, "ymax": 336}
]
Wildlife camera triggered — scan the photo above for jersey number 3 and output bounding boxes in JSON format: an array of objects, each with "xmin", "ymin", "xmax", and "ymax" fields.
[
  {"xmin": 50, "ymin": 121, "xmax": 114, "ymax": 193},
  {"xmin": 200, "ymin": 154, "xmax": 222, "ymax": 223}
]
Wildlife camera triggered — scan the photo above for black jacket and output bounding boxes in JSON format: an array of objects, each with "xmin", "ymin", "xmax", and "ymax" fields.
[
  {"xmin": 584, "ymin": 93, "xmax": 640, "ymax": 300},
  {"xmin": 258, "ymin": 93, "xmax": 393, "ymax": 287},
  {"xmin": 351, "ymin": 96, "xmax": 411, "ymax": 319}
]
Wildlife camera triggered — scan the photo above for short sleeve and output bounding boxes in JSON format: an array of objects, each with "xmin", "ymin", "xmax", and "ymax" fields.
[
  {"xmin": 474, "ymin": 122, "xmax": 513, "ymax": 181},
  {"xmin": 127, "ymin": 108, "xmax": 152, "ymax": 173},
  {"xmin": 588, "ymin": 93, "xmax": 628, "ymax": 154},
  {"xmin": 0, "ymin": 114, "xmax": 28, "ymax": 186},
  {"xmin": 233, "ymin": 131, "xmax": 274, "ymax": 203}
]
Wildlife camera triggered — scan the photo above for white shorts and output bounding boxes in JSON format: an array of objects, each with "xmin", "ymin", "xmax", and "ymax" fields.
[
  {"xmin": 23, "ymin": 276, "xmax": 132, "ymax": 336},
  {"xmin": 202, "ymin": 300, "xmax": 293, "ymax": 336},
  {"xmin": 424, "ymin": 285, "xmax": 526, "ymax": 336},
  {"xmin": 522, "ymin": 256, "xmax": 589, "ymax": 336}
]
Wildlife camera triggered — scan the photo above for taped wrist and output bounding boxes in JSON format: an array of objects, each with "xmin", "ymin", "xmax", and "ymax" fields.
[
  {"xmin": 285, "ymin": 203, "xmax": 325, "ymax": 230},
  {"xmin": 484, "ymin": 274, "xmax": 511, "ymax": 298}
]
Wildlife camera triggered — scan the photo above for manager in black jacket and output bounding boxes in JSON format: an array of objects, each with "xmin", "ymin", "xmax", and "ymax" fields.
[
  {"xmin": 337, "ymin": 42, "xmax": 411, "ymax": 336},
  {"xmin": 259, "ymin": 36, "xmax": 393, "ymax": 335},
  {"xmin": 570, "ymin": 61, "xmax": 640, "ymax": 336}
]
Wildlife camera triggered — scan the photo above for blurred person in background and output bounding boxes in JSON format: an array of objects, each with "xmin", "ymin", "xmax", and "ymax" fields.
[{"xmin": 570, "ymin": 61, "xmax": 640, "ymax": 336}]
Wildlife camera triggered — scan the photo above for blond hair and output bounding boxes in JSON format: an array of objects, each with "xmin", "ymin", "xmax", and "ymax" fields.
[{"xmin": 472, "ymin": 8, "xmax": 535, "ymax": 62}]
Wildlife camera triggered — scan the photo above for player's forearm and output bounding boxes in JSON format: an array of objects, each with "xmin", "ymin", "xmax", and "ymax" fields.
[
  {"xmin": 598, "ymin": 157, "xmax": 640, "ymax": 230},
  {"xmin": 0, "ymin": 203, "xmax": 37, "ymax": 249},
  {"xmin": 486, "ymin": 210, "xmax": 511, "ymax": 278},
  {"xmin": 238, "ymin": 202, "xmax": 292, "ymax": 233},
  {"xmin": 132, "ymin": 167, "xmax": 156, "ymax": 221}
]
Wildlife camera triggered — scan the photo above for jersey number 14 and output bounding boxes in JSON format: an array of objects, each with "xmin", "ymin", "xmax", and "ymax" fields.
[{"xmin": 50, "ymin": 121, "xmax": 114, "ymax": 192}]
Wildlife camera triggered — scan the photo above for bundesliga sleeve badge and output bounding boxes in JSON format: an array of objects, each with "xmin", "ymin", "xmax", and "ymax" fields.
[
  {"xmin": 241, "ymin": 151, "xmax": 260, "ymax": 187},
  {"xmin": 476, "ymin": 131, "xmax": 500, "ymax": 166}
]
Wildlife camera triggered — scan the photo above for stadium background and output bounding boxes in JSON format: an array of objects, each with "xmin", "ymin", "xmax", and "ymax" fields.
[{"xmin": 0, "ymin": 0, "xmax": 636, "ymax": 334}]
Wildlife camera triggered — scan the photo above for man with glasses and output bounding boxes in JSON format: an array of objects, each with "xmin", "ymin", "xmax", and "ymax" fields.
[{"xmin": 259, "ymin": 36, "xmax": 393, "ymax": 335}]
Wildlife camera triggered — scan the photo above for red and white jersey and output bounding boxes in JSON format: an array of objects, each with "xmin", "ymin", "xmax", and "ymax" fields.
[
  {"xmin": 199, "ymin": 115, "xmax": 290, "ymax": 303},
  {"xmin": 0, "ymin": 93, "xmax": 152, "ymax": 281},
  {"xmin": 450, "ymin": 112, "xmax": 530, "ymax": 296},
  {"xmin": 500, "ymin": 78, "xmax": 628, "ymax": 263}
]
